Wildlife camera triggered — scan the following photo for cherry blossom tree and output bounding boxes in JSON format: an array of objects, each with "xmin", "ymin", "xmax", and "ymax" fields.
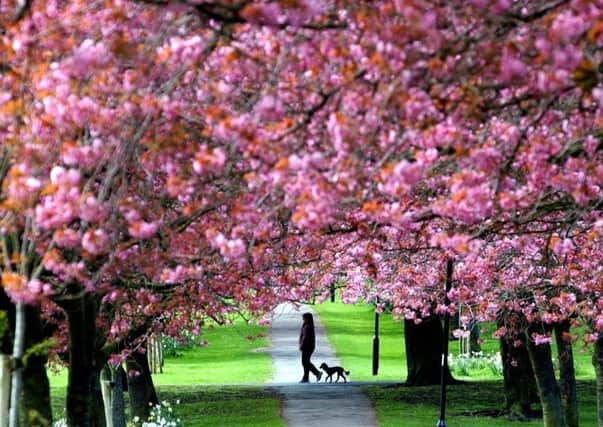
[{"xmin": 2, "ymin": 1, "xmax": 603, "ymax": 427}]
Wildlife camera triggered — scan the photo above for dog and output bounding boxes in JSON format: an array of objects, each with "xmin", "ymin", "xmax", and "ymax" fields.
[{"xmin": 319, "ymin": 362, "xmax": 350, "ymax": 383}]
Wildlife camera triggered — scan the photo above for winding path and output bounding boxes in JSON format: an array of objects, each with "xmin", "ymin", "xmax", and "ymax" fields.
[{"xmin": 267, "ymin": 303, "xmax": 378, "ymax": 427}]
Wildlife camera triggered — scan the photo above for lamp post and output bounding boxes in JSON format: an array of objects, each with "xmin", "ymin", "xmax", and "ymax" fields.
[
  {"xmin": 437, "ymin": 258, "xmax": 454, "ymax": 427},
  {"xmin": 372, "ymin": 296, "xmax": 380, "ymax": 376}
]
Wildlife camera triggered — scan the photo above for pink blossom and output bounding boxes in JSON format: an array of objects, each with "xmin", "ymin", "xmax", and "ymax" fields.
[
  {"xmin": 492, "ymin": 0, "xmax": 511, "ymax": 14},
  {"xmin": 585, "ymin": 333, "xmax": 599, "ymax": 344},
  {"xmin": 493, "ymin": 327, "xmax": 507, "ymax": 339},
  {"xmin": 192, "ymin": 145, "xmax": 227, "ymax": 175},
  {"xmin": 452, "ymin": 328, "xmax": 469, "ymax": 339},
  {"xmin": 500, "ymin": 47, "xmax": 526, "ymax": 82},
  {"xmin": 54, "ymin": 228, "xmax": 82, "ymax": 249},
  {"xmin": 79, "ymin": 196, "xmax": 108, "ymax": 223},
  {"xmin": 81, "ymin": 229, "xmax": 109, "ymax": 255},
  {"xmin": 550, "ymin": 11, "xmax": 587, "ymax": 43},
  {"xmin": 25, "ymin": 177, "xmax": 42, "ymax": 191},
  {"xmin": 128, "ymin": 221, "xmax": 159, "ymax": 239},
  {"xmin": 447, "ymin": 287, "xmax": 460, "ymax": 302},
  {"xmin": 50, "ymin": 166, "xmax": 80, "ymax": 186},
  {"xmin": 430, "ymin": 233, "xmax": 471, "ymax": 254},
  {"xmin": 69, "ymin": 39, "xmax": 110, "ymax": 78},
  {"xmin": 128, "ymin": 369, "xmax": 141, "ymax": 378},
  {"xmin": 531, "ymin": 333, "xmax": 552, "ymax": 346},
  {"xmin": 255, "ymin": 95, "xmax": 284, "ymax": 121},
  {"xmin": 36, "ymin": 200, "xmax": 77, "ymax": 229},
  {"xmin": 552, "ymin": 237, "xmax": 574, "ymax": 257}
]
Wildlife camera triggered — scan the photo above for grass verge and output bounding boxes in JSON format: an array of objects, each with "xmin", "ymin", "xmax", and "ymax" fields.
[
  {"xmin": 313, "ymin": 302, "xmax": 406, "ymax": 381},
  {"xmin": 152, "ymin": 321, "xmax": 272, "ymax": 386},
  {"xmin": 364, "ymin": 381, "xmax": 597, "ymax": 427},
  {"xmin": 315, "ymin": 300, "xmax": 597, "ymax": 425},
  {"xmin": 158, "ymin": 385, "xmax": 284, "ymax": 427},
  {"xmin": 49, "ymin": 319, "xmax": 273, "ymax": 389},
  {"xmin": 50, "ymin": 319, "xmax": 275, "ymax": 422},
  {"xmin": 51, "ymin": 385, "xmax": 284, "ymax": 427},
  {"xmin": 314, "ymin": 301, "xmax": 595, "ymax": 381}
]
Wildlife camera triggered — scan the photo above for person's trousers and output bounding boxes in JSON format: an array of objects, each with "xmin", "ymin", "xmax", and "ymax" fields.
[{"xmin": 301, "ymin": 349, "xmax": 319, "ymax": 380}]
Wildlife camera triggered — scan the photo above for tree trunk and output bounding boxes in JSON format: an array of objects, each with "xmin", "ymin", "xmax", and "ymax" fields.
[
  {"xmin": 9, "ymin": 302, "xmax": 25, "ymax": 427},
  {"xmin": 404, "ymin": 317, "xmax": 456, "ymax": 386},
  {"xmin": 111, "ymin": 366, "xmax": 126, "ymax": 427},
  {"xmin": 126, "ymin": 349, "xmax": 158, "ymax": 421},
  {"xmin": 554, "ymin": 320, "xmax": 578, "ymax": 427},
  {"xmin": 90, "ymin": 368, "xmax": 106, "ymax": 427},
  {"xmin": 20, "ymin": 354, "xmax": 51, "ymax": 427},
  {"xmin": 593, "ymin": 335, "xmax": 603, "ymax": 427},
  {"xmin": 1, "ymin": 355, "xmax": 10, "ymax": 427},
  {"xmin": 101, "ymin": 364, "xmax": 126, "ymax": 427},
  {"xmin": 469, "ymin": 320, "xmax": 481, "ymax": 354},
  {"xmin": 0, "ymin": 289, "xmax": 52, "ymax": 426},
  {"xmin": 101, "ymin": 367, "xmax": 113, "ymax": 427},
  {"xmin": 500, "ymin": 331, "xmax": 538, "ymax": 418},
  {"xmin": 63, "ymin": 294, "xmax": 106, "ymax": 427},
  {"xmin": 525, "ymin": 326, "xmax": 567, "ymax": 427},
  {"xmin": 19, "ymin": 306, "xmax": 52, "ymax": 427}
]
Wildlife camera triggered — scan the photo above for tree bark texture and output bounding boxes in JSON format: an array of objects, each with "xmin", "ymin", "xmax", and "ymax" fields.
[
  {"xmin": 8, "ymin": 302, "xmax": 24, "ymax": 427},
  {"xmin": 111, "ymin": 366, "xmax": 127, "ymax": 427},
  {"xmin": 469, "ymin": 320, "xmax": 481, "ymax": 354},
  {"xmin": 525, "ymin": 326, "xmax": 567, "ymax": 427},
  {"xmin": 499, "ymin": 331, "xmax": 538, "ymax": 418},
  {"xmin": 404, "ymin": 317, "xmax": 456, "ymax": 386},
  {"xmin": 126, "ymin": 349, "xmax": 158, "ymax": 421},
  {"xmin": 63, "ymin": 294, "xmax": 106, "ymax": 427},
  {"xmin": 19, "ymin": 306, "xmax": 52, "ymax": 427},
  {"xmin": 554, "ymin": 320, "xmax": 578, "ymax": 427}
]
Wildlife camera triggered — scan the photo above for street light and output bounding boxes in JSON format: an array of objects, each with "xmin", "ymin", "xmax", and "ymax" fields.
[
  {"xmin": 372, "ymin": 296, "xmax": 379, "ymax": 376},
  {"xmin": 437, "ymin": 258, "xmax": 454, "ymax": 427}
]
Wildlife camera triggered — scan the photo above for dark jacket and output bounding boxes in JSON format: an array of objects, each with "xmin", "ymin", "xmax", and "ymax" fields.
[{"xmin": 299, "ymin": 323, "xmax": 315, "ymax": 352}]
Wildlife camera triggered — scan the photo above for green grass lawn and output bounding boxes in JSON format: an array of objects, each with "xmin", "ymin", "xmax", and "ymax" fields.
[
  {"xmin": 50, "ymin": 385, "xmax": 284, "ymax": 427},
  {"xmin": 50, "ymin": 319, "xmax": 278, "ymax": 423},
  {"xmin": 314, "ymin": 302, "xmax": 406, "ymax": 381},
  {"xmin": 48, "ymin": 301, "xmax": 598, "ymax": 426},
  {"xmin": 152, "ymin": 321, "xmax": 272, "ymax": 386},
  {"xmin": 49, "ymin": 319, "xmax": 273, "ymax": 389},
  {"xmin": 148, "ymin": 386, "xmax": 284, "ymax": 427},
  {"xmin": 365, "ymin": 381, "xmax": 597, "ymax": 427},
  {"xmin": 314, "ymin": 301, "xmax": 596, "ymax": 382},
  {"xmin": 314, "ymin": 300, "xmax": 597, "ymax": 425}
]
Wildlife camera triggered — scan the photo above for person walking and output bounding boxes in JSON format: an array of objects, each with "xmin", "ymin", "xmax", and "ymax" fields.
[{"xmin": 299, "ymin": 312, "xmax": 322, "ymax": 383}]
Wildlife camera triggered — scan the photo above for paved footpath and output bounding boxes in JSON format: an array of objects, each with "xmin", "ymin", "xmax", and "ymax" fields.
[{"xmin": 267, "ymin": 303, "xmax": 378, "ymax": 427}]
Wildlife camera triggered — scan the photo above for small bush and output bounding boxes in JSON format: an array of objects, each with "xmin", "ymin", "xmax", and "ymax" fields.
[
  {"xmin": 128, "ymin": 401, "xmax": 183, "ymax": 427},
  {"xmin": 448, "ymin": 351, "xmax": 503, "ymax": 377},
  {"xmin": 162, "ymin": 331, "xmax": 197, "ymax": 358}
]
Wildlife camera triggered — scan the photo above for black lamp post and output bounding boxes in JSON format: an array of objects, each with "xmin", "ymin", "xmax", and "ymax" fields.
[
  {"xmin": 437, "ymin": 258, "xmax": 454, "ymax": 427},
  {"xmin": 372, "ymin": 296, "xmax": 380, "ymax": 376}
]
